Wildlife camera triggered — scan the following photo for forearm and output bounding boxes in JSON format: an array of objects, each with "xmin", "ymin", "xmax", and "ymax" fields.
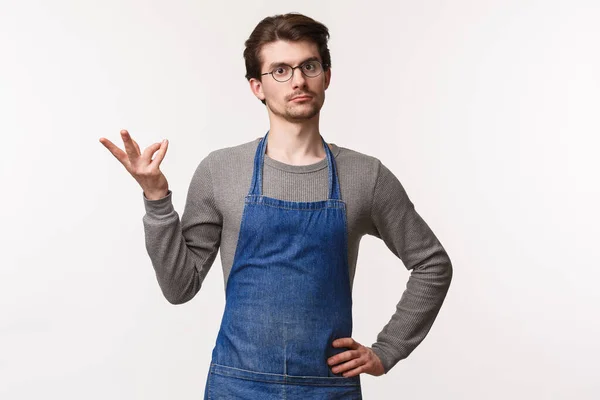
[
  {"xmin": 367, "ymin": 160, "xmax": 454, "ymax": 373},
  {"xmin": 371, "ymin": 252, "xmax": 453, "ymax": 373},
  {"xmin": 142, "ymin": 191, "xmax": 209, "ymax": 305}
]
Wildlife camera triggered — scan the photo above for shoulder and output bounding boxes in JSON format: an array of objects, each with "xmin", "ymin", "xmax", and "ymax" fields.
[
  {"xmin": 332, "ymin": 143, "xmax": 382, "ymax": 181},
  {"xmin": 188, "ymin": 138, "xmax": 259, "ymax": 183},
  {"xmin": 330, "ymin": 143, "xmax": 386, "ymax": 215},
  {"xmin": 204, "ymin": 137, "xmax": 260, "ymax": 166},
  {"xmin": 192, "ymin": 138, "xmax": 260, "ymax": 197}
]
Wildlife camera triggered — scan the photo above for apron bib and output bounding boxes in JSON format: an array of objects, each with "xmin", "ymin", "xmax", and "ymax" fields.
[{"xmin": 204, "ymin": 131, "xmax": 362, "ymax": 399}]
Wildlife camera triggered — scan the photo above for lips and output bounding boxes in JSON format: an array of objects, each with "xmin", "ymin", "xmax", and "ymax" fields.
[{"xmin": 290, "ymin": 95, "xmax": 312, "ymax": 101}]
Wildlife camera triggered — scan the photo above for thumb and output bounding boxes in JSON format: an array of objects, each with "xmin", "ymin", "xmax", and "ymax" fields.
[
  {"xmin": 150, "ymin": 139, "xmax": 169, "ymax": 167},
  {"xmin": 143, "ymin": 141, "xmax": 164, "ymax": 162}
]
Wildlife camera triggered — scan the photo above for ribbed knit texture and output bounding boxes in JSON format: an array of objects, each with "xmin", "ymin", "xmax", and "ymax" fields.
[{"xmin": 142, "ymin": 137, "xmax": 453, "ymax": 374}]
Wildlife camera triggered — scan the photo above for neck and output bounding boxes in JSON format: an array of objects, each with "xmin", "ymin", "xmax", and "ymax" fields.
[{"xmin": 265, "ymin": 114, "xmax": 326, "ymax": 166}]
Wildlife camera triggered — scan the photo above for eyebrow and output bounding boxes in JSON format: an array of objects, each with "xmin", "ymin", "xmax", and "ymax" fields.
[{"xmin": 268, "ymin": 56, "xmax": 320, "ymax": 70}]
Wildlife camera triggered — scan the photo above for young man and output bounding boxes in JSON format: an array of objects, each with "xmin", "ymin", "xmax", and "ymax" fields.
[{"xmin": 100, "ymin": 12, "xmax": 452, "ymax": 399}]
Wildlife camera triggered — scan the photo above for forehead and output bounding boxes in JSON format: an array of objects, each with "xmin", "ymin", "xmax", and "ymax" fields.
[{"xmin": 260, "ymin": 40, "xmax": 321, "ymax": 68}]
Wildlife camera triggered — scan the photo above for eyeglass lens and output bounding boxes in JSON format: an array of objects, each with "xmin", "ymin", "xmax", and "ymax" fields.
[{"xmin": 272, "ymin": 61, "xmax": 323, "ymax": 82}]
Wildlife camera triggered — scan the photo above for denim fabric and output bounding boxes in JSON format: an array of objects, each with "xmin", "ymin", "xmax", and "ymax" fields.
[{"xmin": 204, "ymin": 131, "xmax": 362, "ymax": 399}]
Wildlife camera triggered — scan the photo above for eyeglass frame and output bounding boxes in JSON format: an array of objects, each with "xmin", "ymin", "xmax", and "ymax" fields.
[{"xmin": 260, "ymin": 59, "xmax": 329, "ymax": 83}]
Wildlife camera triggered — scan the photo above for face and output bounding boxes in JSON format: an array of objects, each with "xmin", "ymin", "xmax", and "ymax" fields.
[{"xmin": 250, "ymin": 40, "xmax": 331, "ymax": 122}]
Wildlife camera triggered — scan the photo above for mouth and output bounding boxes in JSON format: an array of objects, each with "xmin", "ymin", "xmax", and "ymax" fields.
[{"xmin": 290, "ymin": 96, "xmax": 312, "ymax": 102}]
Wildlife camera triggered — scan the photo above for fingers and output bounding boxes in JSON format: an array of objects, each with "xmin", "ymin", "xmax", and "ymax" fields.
[
  {"xmin": 328, "ymin": 348, "xmax": 373, "ymax": 377},
  {"xmin": 329, "ymin": 351, "xmax": 366, "ymax": 377},
  {"xmin": 120, "ymin": 130, "xmax": 140, "ymax": 163},
  {"xmin": 99, "ymin": 137, "xmax": 129, "ymax": 166},
  {"xmin": 150, "ymin": 139, "xmax": 168, "ymax": 168},
  {"xmin": 328, "ymin": 349, "xmax": 360, "ymax": 366},
  {"xmin": 101, "ymin": 130, "xmax": 168, "ymax": 171},
  {"xmin": 339, "ymin": 363, "xmax": 366, "ymax": 378},
  {"xmin": 332, "ymin": 337, "xmax": 359, "ymax": 349},
  {"xmin": 132, "ymin": 139, "xmax": 141, "ymax": 155},
  {"xmin": 325, "ymin": 340, "xmax": 384, "ymax": 377},
  {"xmin": 331, "ymin": 356, "xmax": 362, "ymax": 372},
  {"xmin": 142, "ymin": 142, "xmax": 163, "ymax": 161}
]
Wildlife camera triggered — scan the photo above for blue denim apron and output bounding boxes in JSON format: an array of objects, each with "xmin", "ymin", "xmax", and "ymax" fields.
[{"xmin": 204, "ymin": 131, "xmax": 363, "ymax": 399}]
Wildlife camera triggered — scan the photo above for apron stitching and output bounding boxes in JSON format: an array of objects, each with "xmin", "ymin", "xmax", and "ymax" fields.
[
  {"xmin": 283, "ymin": 321, "xmax": 287, "ymax": 378},
  {"xmin": 212, "ymin": 363, "xmax": 284, "ymax": 377},
  {"xmin": 244, "ymin": 202, "xmax": 345, "ymax": 211},
  {"xmin": 207, "ymin": 369, "xmax": 211, "ymax": 400},
  {"xmin": 211, "ymin": 370, "xmax": 359, "ymax": 387},
  {"xmin": 342, "ymin": 206, "xmax": 352, "ymax": 293},
  {"xmin": 212, "ymin": 363, "xmax": 358, "ymax": 381}
]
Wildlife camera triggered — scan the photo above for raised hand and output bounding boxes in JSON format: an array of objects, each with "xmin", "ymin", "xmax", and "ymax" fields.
[
  {"xmin": 327, "ymin": 337, "xmax": 386, "ymax": 377},
  {"xmin": 99, "ymin": 129, "xmax": 170, "ymax": 200}
]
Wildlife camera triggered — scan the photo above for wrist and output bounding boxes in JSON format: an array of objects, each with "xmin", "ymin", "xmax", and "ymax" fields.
[{"xmin": 144, "ymin": 189, "xmax": 169, "ymax": 201}]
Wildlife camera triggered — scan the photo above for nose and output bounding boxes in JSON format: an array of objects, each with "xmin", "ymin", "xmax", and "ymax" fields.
[{"xmin": 290, "ymin": 67, "xmax": 308, "ymax": 88}]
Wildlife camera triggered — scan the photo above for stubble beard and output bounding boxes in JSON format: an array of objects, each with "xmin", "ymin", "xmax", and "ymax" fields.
[{"xmin": 268, "ymin": 96, "xmax": 324, "ymax": 123}]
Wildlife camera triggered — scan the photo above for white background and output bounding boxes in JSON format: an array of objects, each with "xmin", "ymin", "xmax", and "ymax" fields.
[{"xmin": 1, "ymin": 0, "xmax": 599, "ymax": 399}]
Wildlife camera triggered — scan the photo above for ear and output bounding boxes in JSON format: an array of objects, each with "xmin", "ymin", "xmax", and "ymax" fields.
[
  {"xmin": 324, "ymin": 67, "xmax": 331, "ymax": 90},
  {"xmin": 249, "ymin": 78, "xmax": 265, "ymax": 101}
]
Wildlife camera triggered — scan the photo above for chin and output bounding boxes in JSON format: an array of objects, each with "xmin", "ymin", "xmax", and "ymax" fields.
[
  {"xmin": 289, "ymin": 102, "xmax": 320, "ymax": 113},
  {"xmin": 288, "ymin": 105, "xmax": 319, "ymax": 116}
]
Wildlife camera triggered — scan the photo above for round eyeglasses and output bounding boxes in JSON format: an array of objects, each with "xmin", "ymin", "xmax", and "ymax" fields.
[{"xmin": 261, "ymin": 60, "xmax": 328, "ymax": 83}]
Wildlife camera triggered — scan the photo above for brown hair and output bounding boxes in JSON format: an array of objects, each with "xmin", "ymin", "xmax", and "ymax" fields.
[{"xmin": 243, "ymin": 13, "xmax": 331, "ymax": 105}]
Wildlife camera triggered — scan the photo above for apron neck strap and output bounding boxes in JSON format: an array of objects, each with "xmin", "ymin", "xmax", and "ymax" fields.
[{"xmin": 249, "ymin": 130, "xmax": 341, "ymax": 200}]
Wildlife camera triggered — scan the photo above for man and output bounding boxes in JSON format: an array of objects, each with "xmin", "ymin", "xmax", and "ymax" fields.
[{"xmin": 100, "ymin": 12, "xmax": 452, "ymax": 399}]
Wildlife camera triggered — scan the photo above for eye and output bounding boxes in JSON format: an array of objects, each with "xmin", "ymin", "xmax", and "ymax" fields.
[{"xmin": 274, "ymin": 66, "xmax": 289, "ymax": 76}]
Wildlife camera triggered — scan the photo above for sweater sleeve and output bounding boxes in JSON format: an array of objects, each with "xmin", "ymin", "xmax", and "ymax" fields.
[
  {"xmin": 367, "ymin": 160, "xmax": 453, "ymax": 374},
  {"xmin": 142, "ymin": 154, "xmax": 222, "ymax": 304}
]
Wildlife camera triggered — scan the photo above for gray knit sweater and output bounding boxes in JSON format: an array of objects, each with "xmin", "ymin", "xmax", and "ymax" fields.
[{"xmin": 142, "ymin": 137, "xmax": 453, "ymax": 374}]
